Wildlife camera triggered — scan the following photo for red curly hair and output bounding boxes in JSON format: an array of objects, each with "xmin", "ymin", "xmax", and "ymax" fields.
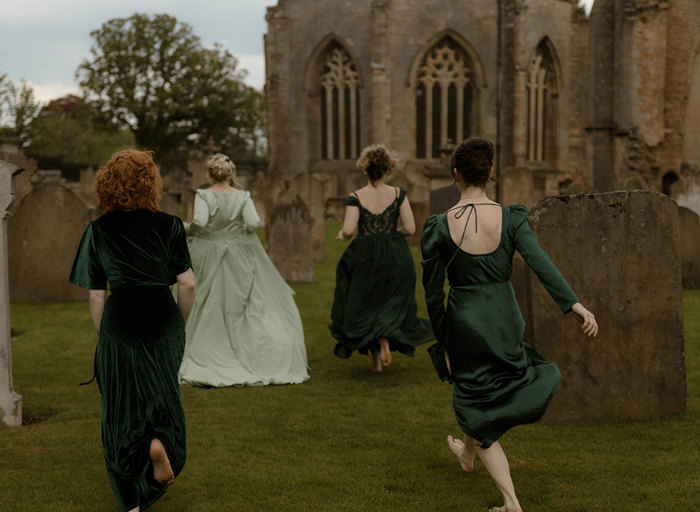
[{"xmin": 96, "ymin": 149, "xmax": 162, "ymax": 212}]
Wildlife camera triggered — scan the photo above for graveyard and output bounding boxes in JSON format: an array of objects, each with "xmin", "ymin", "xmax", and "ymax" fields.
[{"xmin": 0, "ymin": 220, "xmax": 698, "ymax": 511}]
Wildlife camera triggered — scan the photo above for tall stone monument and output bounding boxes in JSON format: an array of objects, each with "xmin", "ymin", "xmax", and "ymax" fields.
[
  {"xmin": 519, "ymin": 191, "xmax": 686, "ymax": 423},
  {"xmin": 0, "ymin": 160, "xmax": 22, "ymax": 426}
]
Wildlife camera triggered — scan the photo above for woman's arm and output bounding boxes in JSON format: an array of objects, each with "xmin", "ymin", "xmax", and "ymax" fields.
[
  {"xmin": 397, "ymin": 195, "xmax": 416, "ymax": 236},
  {"xmin": 242, "ymin": 194, "xmax": 261, "ymax": 231},
  {"xmin": 176, "ymin": 269, "xmax": 195, "ymax": 323},
  {"xmin": 336, "ymin": 205, "xmax": 360, "ymax": 240},
  {"xmin": 88, "ymin": 289, "xmax": 106, "ymax": 335},
  {"xmin": 420, "ymin": 217, "xmax": 447, "ymax": 345}
]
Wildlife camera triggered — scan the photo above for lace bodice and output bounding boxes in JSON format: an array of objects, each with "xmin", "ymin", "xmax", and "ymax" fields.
[{"xmin": 345, "ymin": 187, "xmax": 406, "ymax": 235}]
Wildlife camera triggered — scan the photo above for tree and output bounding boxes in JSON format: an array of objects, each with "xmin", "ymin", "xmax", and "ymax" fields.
[
  {"xmin": 76, "ymin": 13, "xmax": 265, "ymax": 170},
  {"xmin": 25, "ymin": 94, "xmax": 135, "ymax": 171},
  {"xmin": 0, "ymin": 77, "xmax": 40, "ymax": 140}
]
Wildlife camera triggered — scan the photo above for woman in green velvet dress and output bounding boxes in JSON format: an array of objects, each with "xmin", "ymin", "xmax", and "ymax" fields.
[
  {"xmin": 330, "ymin": 144, "xmax": 433, "ymax": 372},
  {"xmin": 420, "ymin": 137, "xmax": 597, "ymax": 512},
  {"xmin": 70, "ymin": 149, "xmax": 195, "ymax": 512}
]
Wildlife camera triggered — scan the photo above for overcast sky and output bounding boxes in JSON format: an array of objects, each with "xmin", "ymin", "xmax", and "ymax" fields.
[{"xmin": 0, "ymin": 0, "xmax": 594, "ymax": 105}]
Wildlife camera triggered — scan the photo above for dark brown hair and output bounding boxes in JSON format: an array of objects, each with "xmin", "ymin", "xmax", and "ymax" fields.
[
  {"xmin": 96, "ymin": 149, "xmax": 162, "ymax": 212},
  {"xmin": 452, "ymin": 137, "xmax": 495, "ymax": 187},
  {"xmin": 356, "ymin": 144, "xmax": 397, "ymax": 184}
]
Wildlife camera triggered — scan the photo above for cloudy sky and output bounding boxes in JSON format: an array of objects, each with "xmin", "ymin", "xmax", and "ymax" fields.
[{"xmin": 0, "ymin": 0, "xmax": 594, "ymax": 104}]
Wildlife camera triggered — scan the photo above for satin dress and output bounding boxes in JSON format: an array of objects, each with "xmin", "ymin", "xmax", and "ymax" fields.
[
  {"xmin": 420, "ymin": 204, "xmax": 578, "ymax": 448},
  {"xmin": 70, "ymin": 210, "xmax": 191, "ymax": 512},
  {"xmin": 178, "ymin": 189, "xmax": 308, "ymax": 387},
  {"xmin": 330, "ymin": 187, "xmax": 433, "ymax": 359}
]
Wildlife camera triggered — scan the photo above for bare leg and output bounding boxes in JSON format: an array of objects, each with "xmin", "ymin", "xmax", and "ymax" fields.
[
  {"xmin": 378, "ymin": 337, "xmax": 391, "ymax": 367},
  {"xmin": 369, "ymin": 345, "xmax": 382, "ymax": 373},
  {"xmin": 150, "ymin": 438, "xmax": 174, "ymax": 485},
  {"xmin": 128, "ymin": 507, "xmax": 140, "ymax": 512},
  {"xmin": 474, "ymin": 441, "xmax": 522, "ymax": 512},
  {"xmin": 447, "ymin": 434, "xmax": 475, "ymax": 472}
]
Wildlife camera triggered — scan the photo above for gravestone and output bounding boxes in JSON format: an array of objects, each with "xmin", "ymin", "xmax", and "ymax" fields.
[
  {"xmin": 325, "ymin": 197, "xmax": 346, "ymax": 221},
  {"xmin": 519, "ymin": 191, "xmax": 685, "ymax": 423},
  {"xmin": 430, "ymin": 184, "xmax": 459, "ymax": 214},
  {"xmin": 0, "ymin": 160, "xmax": 23, "ymax": 426},
  {"xmin": 8, "ymin": 179, "xmax": 92, "ymax": 301},
  {"xmin": 267, "ymin": 195, "xmax": 314, "ymax": 283},
  {"xmin": 678, "ymin": 206, "xmax": 700, "ymax": 288},
  {"xmin": 406, "ymin": 201, "xmax": 429, "ymax": 246}
]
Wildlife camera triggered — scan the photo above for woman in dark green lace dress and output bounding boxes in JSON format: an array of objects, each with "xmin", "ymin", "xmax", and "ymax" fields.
[
  {"xmin": 420, "ymin": 138, "xmax": 598, "ymax": 512},
  {"xmin": 330, "ymin": 144, "xmax": 433, "ymax": 372},
  {"xmin": 69, "ymin": 149, "xmax": 195, "ymax": 512}
]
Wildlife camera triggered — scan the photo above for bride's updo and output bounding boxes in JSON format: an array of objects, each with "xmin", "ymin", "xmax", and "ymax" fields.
[{"xmin": 206, "ymin": 153, "xmax": 236, "ymax": 183}]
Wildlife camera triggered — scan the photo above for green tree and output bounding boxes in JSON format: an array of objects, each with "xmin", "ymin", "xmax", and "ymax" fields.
[
  {"xmin": 76, "ymin": 13, "xmax": 265, "ymax": 170},
  {"xmin": 25, "ymin": 94, "xmax": 135, "ymax": 171},
  {"xmin": 0, "ymin": 77, "xmax": 40, "ymax": 139}
]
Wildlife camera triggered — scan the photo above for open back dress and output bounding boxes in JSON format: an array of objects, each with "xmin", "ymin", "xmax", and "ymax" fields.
[
  {"xmin": 330, "ymin": 187, "xmax": 433, "ymax": 358},
  {"xmin": 70, "ymin": 210, "xmax": 191, "ymax": 512},
  {"xmin": 420, "ymin": 204, "xmax": 578, "ymax": 448}
]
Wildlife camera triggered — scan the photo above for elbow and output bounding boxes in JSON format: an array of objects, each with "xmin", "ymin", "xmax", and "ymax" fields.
[{"xmin": 404, "ymin": 226, "xmax": 416, "ymax": 236}]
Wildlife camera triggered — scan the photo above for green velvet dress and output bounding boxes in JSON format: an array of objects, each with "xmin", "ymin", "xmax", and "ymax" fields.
[
  {"xmin": 69, "ymin": 210, "xmax": 192, "ymax": 512},
  {"xmin": 420, "ymin": 204, "xmax": 578, "ymax": 448},
  {"xmin": 330, "ymin": 187, "xmax": 433, "ymax": 358}
]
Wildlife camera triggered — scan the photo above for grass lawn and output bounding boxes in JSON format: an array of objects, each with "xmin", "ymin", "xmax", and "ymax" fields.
[{"xmin": 1, "ymin": 221, "xmax": 699, "ymax": 511}]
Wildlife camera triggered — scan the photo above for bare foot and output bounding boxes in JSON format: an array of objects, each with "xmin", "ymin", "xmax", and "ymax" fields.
[
  {"xmin": 150, "ymin": 438, "xmax": 174, "ymax": 485},
  {"xmin": 370, "ymin": 346, "xmax": 382, "ymax": 373},
  {"xmin": 447, "ymin": 434, "xmax": 474, "ymax": 472},
  {"xmin": 128, "ymin": 507, "xmax": 140, "ymax": 512},
  {"xmin": 488, "ymin": 506, "xmax": 522, "ymax": 512},
  {"xmin": 378, "ymin": 337, "xmax": 391, "ymax": 367}
]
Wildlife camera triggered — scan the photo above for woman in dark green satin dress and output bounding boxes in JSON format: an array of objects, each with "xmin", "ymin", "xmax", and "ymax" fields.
[
  {"xmin": 69, "ymin": 149, "xmax": 195, "ymax": 512},
  {"xmin": 330, "ymin": 144, "xmax": 433, "ymax": 372},
  {"xmin": 420, "ymin": 137, "xmax": 598, "ymax": 512}
]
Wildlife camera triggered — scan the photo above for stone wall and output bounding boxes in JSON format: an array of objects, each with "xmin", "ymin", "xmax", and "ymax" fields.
[
  {"xmin": 516, "ymin": 191, "xmax": 685, "ymax": 423},
  {"xmin": 266, "ymin": 194, "xmax": 314, "ymax": 283}
]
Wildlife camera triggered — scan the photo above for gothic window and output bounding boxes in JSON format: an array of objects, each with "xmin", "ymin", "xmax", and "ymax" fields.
[
  {"xmin": 526, "ymin": 41, "xmax": 558, "ymax": 163},
  {"xmin": 416, "ymin": 37, "xmax": 474, "ymax": 159},
  {"xmin": 320, "ymin": 44, "xmax": 360, "ymax": 159}
]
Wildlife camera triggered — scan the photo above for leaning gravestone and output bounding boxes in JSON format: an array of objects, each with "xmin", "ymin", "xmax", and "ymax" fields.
[
  {"xmin": 267, "ymin": 195, "xmax": 314, "ymax": 283},
  {"xmin": 0, "ymin": 160, "xmax": 22, "ymax": 426},
  {"xmin": 521, "ymin": 191, "xmax": 685, "ymax": 422},
  {"xmin": 8, "ymin": 178, "xmax": 92, "ymax": 301},
  {"xmin": 678, "ymin": 207, "xmax": 700, "ymax": 289}
]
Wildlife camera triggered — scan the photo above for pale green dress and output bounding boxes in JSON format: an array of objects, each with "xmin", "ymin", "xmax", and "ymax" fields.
[{"xmin": 179, "ymin": 189, "xmax": 309, "ymax": 387}]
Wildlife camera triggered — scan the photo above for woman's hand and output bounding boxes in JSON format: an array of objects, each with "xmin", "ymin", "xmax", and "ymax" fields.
[
  {"xmin": 336, "ymin": 229, "xmax": 348, "ymax": 241},
  {"xmin": 571, "ymin": 302, "xmax": 598, "ymax": 337}
]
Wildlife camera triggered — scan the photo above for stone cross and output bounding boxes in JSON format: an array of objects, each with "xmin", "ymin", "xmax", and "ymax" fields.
[{"xmin": 0, "ymin": 160, "xmax": 23, "ymax": 426}]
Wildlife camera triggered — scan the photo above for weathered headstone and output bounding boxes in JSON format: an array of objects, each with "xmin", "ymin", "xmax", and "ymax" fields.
[
  {"xmin": 0, "ymin": 160, "xmax": 23, "ymax": 426},
  {"xmin": 519, "ymin": 191, "xmax": 685, "ymax": 423},
  {"xmin": 8, "ymin": 179, "xmax": 92, "ymax": 301},
  {"xmin": 267, "ymin": 195, "xmax": 314, "ymax": 283},
  {"xmin": 430, "ymin": 185, "xmax": 459, "ymax": 214},
  {"xmin": 678, "ymin": 206, "xmax": 700, "ymax": 289},
  {"xmin": 324, "ymin": 197, "xmax": 346, "ymax": 221},
  {"xmin": 406, "ymin": 201, "xmax": 429, "ymax": 246}
]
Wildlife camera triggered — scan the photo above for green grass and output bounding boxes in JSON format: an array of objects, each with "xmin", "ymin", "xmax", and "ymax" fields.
[{"xmin": 1, "ymin": 221, "xmax": 699, "ymax": 511}]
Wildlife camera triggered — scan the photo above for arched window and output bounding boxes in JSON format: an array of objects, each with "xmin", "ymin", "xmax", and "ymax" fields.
[
  {"xmin": 526, "ymin": 40, "xmax": 558, "ymax": 163},
  {"xmin": 415, "ymin": 37, "xmax": 474, "ymax": 159},
  {"xmin": 319, "ymin": 43, "xmax": 360, "ymax": 159}
]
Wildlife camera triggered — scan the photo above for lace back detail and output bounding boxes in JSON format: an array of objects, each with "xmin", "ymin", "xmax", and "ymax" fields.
[{"xmin": 355, "ymin": 189, "xmax": 403, "ymax": 235}]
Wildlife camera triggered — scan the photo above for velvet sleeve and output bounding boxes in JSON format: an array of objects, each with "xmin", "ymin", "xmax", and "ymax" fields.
[
  {"xmin": 169, "ymin": 216, "xmax": 192, "ymax": 281},
  {"xmin": 69, "ymin": 223, "xmax": 107, "ymax": 290},
  {"xmin": 420, "ymin": 215, "xmax": 448, "ymax": 345},
  {"xmin": 510, "ymin": 205, "xmax": 579, "ymax": 314}
]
